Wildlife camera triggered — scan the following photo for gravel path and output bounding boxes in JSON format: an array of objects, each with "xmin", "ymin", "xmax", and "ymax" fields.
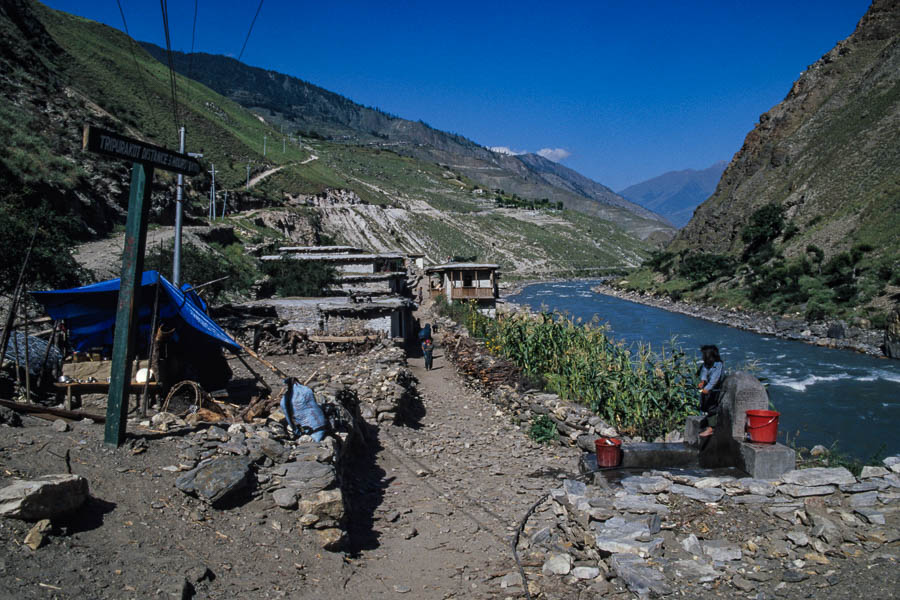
[{"xmin": 338, "ymin": 325, "xmax": 581, "ymax": 598}]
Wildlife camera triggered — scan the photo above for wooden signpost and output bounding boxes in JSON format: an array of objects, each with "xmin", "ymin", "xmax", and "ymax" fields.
[{"xmin": 82, "ymin": 126, "xmax": 201, "ymax": 446}]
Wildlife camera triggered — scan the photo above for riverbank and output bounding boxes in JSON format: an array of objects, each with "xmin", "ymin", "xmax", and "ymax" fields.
[{"xmin": 590, "ymin": 282, "xmax": 887, "ymax": 358}]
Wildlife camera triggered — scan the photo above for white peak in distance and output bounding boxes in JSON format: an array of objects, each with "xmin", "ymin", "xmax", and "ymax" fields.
[
  {"xmin": 489, "ymin": 146, "xmax": 572, "ymax": 163},
  {"xmin": 489, "ymin": 146, "xmax": 524, "ymax": 156}
]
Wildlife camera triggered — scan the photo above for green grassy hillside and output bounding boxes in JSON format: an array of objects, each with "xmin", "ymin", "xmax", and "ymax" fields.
[{"xmin": 0, "ymin": 0, "xmax": 652, "ymax": 294}]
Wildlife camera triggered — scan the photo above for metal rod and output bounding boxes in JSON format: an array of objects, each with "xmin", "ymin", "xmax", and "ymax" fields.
[
  {"xmin": 173, "ymin": 126, "xmax": 185, "ymax": 287},
  {"xmin": 22, "ymin": 294, "xmax": 30, "ymax": 403}
]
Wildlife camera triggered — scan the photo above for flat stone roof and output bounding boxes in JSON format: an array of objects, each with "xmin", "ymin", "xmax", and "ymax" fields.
[
  {"xmin": 261, "ymin": 253, "xmax": 405, "ymax": 262},
  {"xmin": 425, "ymin": 263, "xmax": 500, "ymax": 272},
  {"xmin": 277, "ymin": 246, "xmax": 364, "ymax": 253}
]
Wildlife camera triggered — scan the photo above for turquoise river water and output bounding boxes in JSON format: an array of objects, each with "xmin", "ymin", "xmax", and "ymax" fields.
[{"xmin": 508, "ymin": 280, "xmax": 900, "ymax": 460}]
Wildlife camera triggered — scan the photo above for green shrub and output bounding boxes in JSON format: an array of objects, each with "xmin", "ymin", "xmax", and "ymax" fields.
[
  {"xmin": 645, "ymin": 250, "xmax": 675, "ymax": 274},
  {"xmin": 0, "ymin": 198, "xmax": 88, "ymax": 294},
  {"xmin": 741, "ymin": 203, "xmax": 785, "ymax": 260},
  {"xmin": 678, "ymin": 253, "xmax": 735, "ymax": 284},
  {"xmin": 528, "ymin": 415, "xmax": 559, "ymax": 444},
  {"xmin": 144, "ymin": 241, "xmax": 257, "ymax": 301},
  {"xmin": 260, "ymin": 259, "xmax": 336, "ymax": 297}
]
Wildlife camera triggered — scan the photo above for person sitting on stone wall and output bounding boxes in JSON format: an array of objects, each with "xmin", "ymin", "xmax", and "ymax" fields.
[{"xmin": 698, "ymin": 344, "xmax": 724, "ymax": 438}]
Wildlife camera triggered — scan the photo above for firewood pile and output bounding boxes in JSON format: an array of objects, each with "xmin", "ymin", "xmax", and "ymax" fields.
[{"xmin": 441, "ymin": 332, "xmax": 524, "ymax": 393}]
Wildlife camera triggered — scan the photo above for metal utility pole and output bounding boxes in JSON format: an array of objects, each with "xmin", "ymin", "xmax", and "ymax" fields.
[
  {"xmin": 222, "ymin": 190, "xmax": 228, "ymax": 218},
  {"xmin": 282, "ymin": 137, "xmax": 285, "ymax": 153},
  {"xmin": 208, "ymin": 164, "xmax": 217, "ymax": 220},
  {"xmin": 173, "ymin": 126, "xmax": 185, "ymax": 287},
  {"xmin": 246, "ymin": 162, "xmax": 251, "ymax": 189},
  {"xmin": 263, "ymin": 134, "xmax": 267, "ymax": 157}
]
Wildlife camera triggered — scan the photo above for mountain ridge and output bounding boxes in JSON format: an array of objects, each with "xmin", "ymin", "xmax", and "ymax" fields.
[
  {"xmin": 138, "ymin": 43, "xmax": 672, "ymax": 239},
  {"xmin": 618, "ymin": 161, "xmax": 727, "ymax": 228}
]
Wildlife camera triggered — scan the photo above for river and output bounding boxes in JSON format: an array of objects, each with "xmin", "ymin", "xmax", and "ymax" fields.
[{"xmin": 508, "ymin": 280, "xmax": 900, "ymax": 460}]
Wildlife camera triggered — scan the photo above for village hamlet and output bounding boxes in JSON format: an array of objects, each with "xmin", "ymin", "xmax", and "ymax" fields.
[
  {"xmin": 3, "ymin": 0, "xmax": 900, "ymax": 597},
  {"xmin": 2, "ymin": 239, "xmax": 900, "ymax": 598}
]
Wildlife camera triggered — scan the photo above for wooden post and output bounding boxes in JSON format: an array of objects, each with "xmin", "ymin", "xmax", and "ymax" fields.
[
  {"xmin": 38, "ymin": 320, "xmax": 60, "ymax": 388},
  {"xmin": 105, "ymin": 162, "xmax": 153, "ymax": 446},
  {"xmin": 0, "ymin": 224, "xmax": 38, "ymax": 374},
  {"xmin": 140, "ymin": 279, "xmax": 161, "ymax": 417}
]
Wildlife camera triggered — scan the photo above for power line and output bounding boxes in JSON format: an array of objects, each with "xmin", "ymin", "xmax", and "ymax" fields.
[
  {"xmin": 159, "ymin": 0, "xmax": 180, "ymax": 139},
  {"xmin": 187, "ymin": 0, "xmax": 198, "ymax": 82},
  {"xmin": 115, "ymin": 0, "xmax": 154, "ymax": 121},
  {"xmin": 237, "ymin": 0, "xmax": 265, "ymax": 62}
]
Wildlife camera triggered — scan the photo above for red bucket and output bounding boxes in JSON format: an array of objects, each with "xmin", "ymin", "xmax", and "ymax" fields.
[
  {"xmin": 746, "ymin": 410, "xmax": 780, "ymax": 444},
  {"xmin": 594, "ymin": 437, "xmax": 622, "ymax": 468}
]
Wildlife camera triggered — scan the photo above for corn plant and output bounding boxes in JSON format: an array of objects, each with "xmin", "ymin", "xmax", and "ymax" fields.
[{"xmin": 447, "ymin": 303, "xmax": 699, "ymax": 440}]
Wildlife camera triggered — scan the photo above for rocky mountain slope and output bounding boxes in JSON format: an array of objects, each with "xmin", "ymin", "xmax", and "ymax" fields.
[
  {"xmin": 630, "ymin": 0, "xmax": 900, "ymax": 324},
  {"xmin": 671, "ymin": 0, "xmax": 900, "ymax": 261},
  {"xmin": 139, "ymin": 43, "xmax": 672, "ymax": 238},
  {"xmin": 618, "ymin": 161, "xmax": 727, "ymax": 228}
]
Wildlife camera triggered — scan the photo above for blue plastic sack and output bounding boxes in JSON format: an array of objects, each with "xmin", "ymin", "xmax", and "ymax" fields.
[{"xmin": 280, "ymin": 382, "xmax": 327, "ymax": 442}]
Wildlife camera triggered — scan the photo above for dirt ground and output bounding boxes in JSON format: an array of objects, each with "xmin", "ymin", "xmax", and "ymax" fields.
[
  {"xmin": 0, "ymin": 312, "xmax": 583, "ymax": 599},
  {"xmin": 1, "ymin": 303, "xmax": 898, "ymax": 599}
]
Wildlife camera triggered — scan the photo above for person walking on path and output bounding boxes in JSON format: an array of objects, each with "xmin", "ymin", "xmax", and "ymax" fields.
[
  {"xmin": 419, "ymin": 322, "xmax": 434, "ymax": 370},
  {"xmin": 698, "ymin": 344, "xmax": 724, "ymax": 438},
  {"xmin": 422, "ymin": 337, "xmax": 434, "ymax": 370}
]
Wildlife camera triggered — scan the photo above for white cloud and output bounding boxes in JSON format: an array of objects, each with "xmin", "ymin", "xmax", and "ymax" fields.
[
  {"xmin": 489, "ymin": 146, "xmax": 524, "ymax": 156},
  {"xmin": 537, "ymin": 148, "xmax": 572, "ymax": 162}
]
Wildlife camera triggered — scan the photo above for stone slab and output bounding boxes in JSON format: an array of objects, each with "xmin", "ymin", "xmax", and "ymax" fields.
[
  {"xmin": 670, "ymin": 483, "xmax": 725, "ymax": 503},
  {"xmin": 737, "ymin": 441, "xmax": 795, "ymax": 480},
  {"xmin": 613, "ymin": 494, "xmax": 670, "ymax": 515},
  {"xmin": 621, "ymin": 442, "xmax": 698, "ymax": 469},
  {"xmin": 781, "ymin": 467, "xmax": 855, "ymax": 487},
  {"xmin": 621, "ymin": 475, "xmax": 672, "ymax": 494},
  {"xmin": 778, "ymin": 484, "xmax": 836, "ymax": 498}
]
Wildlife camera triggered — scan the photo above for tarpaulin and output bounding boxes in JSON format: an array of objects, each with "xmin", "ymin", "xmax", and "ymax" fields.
[{"xmin": 30, "ymin": 271, "xmax": 240, "ymax": 355}]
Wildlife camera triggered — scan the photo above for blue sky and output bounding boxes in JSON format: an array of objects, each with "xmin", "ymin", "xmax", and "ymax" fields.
[{"xmin": 44, "ymin": 0, "xmax": 871, "ymax": 190}]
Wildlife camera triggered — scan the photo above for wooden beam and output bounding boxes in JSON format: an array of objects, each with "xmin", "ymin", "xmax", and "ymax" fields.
[
  {"xmin": 0, "ymin": 398, "xmax": 104, "ymax": 422},
  {"xmin": 307, "ymin": 334, "xmax": 379, "ymax": 343}
]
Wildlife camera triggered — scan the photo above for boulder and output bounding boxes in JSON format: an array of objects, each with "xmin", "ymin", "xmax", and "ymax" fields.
[
  {"xmin": 0, "ymin": 474, "xmax": 89, "ymax": 520},
  {"xmin": 0, "ymin": 406, "xmax": 22, "ymax": 427},
  {"xmin": 175, "ymin": 456, "xmax": 253, "ymax": 505},
  {"xmin": 542, "ymin": 553, "xmax": 573, "ymax": 576},
  {"xmin": 297, "ymin": 489, "xmax": 344, "ymax": 524},
  {"xmin": 282, "ymin": 461, "xmax": 335, "ymax": 494},
  {"xmin": 884, "ymin": 306, "xmax": 900, "ymax": 359}
]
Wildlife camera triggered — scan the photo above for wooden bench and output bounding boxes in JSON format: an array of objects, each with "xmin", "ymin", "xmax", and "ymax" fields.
[{"xmin": 54, "ymin": 382, "xmax": 162, "ymax": 411}]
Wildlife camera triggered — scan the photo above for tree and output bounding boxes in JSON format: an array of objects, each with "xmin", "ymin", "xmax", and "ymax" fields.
[
  {"xmin": 741, "ymin": 203, "xmax": 785, "ymax": 261},
  {"xmin": 261, "ymin": 259, "xmax": 336, "ymax": 297},
  {"xmin": 0, "ymin": 198, "xmax": 88, "ymax": 294}
]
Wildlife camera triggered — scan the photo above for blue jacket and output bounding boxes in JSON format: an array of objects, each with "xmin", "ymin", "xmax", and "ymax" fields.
[{"xmin": 700, "ymin": 361, "xmax": 724, "ymax": 393}]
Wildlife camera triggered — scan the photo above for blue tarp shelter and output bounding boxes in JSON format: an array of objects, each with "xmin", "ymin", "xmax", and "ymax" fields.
[{"xmin": 30, "ymin": 271, "xmax": 240, "ymax": 357}]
